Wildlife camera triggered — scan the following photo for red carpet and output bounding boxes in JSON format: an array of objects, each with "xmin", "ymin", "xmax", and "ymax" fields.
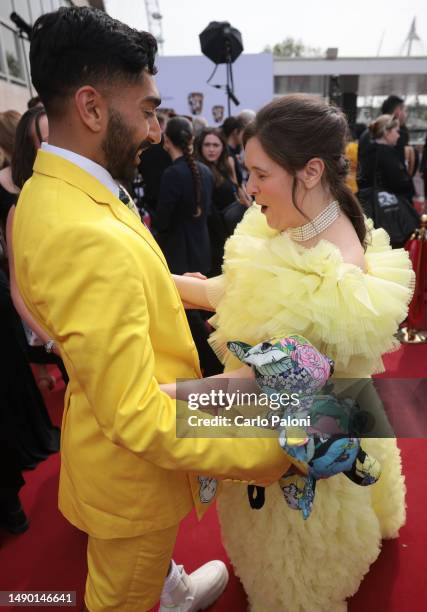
[{"xmin": 1, "ymin": 345, "xmax": 426, "ymax": 612}]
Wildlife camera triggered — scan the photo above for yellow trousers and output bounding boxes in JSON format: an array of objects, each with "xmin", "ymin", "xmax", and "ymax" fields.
[{"xmin": 84, "ymin": 523, "xmax": 179, "ymax": 611}]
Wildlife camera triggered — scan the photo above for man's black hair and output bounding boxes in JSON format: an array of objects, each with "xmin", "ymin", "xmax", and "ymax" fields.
[
  {"xmin": 222, "ymin": 116, "xmax": 244, "ymax": 138},
  {"xmin": 381, "ymin": 95, "xmax": 404, "ymax": 116},
  {"xmin": 30, "ymin": 7, "xmax": 157, "ymax": 113}
]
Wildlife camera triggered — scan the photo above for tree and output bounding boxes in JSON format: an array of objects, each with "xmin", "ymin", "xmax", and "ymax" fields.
[{"xmin": 264, "ymin": 37, "xmax": 323, "ymax": 58}]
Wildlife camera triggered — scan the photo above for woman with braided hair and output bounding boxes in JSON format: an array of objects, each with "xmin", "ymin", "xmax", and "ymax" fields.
[
  {"xmin": 157, "ymin": 116, "xmax": 222, "ymax": 375},
  {"xmin": 156, "ymin": 116, "xmax": 213, "ymax": 275}
]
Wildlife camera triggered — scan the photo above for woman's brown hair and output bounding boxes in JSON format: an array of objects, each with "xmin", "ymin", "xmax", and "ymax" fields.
[
  {"xmin": 165, "ymin": 116, "xmax": 202, "ymax": 217},
  {"xmin": 12, "ymin": 106, "xmax": 47, "ymax": 189},
  {"xmin": 0, "ymin": 110, "xmax": 21, "ymax": 162},
  {"xmin": 195, "ymin": 128, "xmax": 236, "ymax": 188},
  {"xmin": 243, "ymin": 94, "xmax": 367, "ymax": 247}
]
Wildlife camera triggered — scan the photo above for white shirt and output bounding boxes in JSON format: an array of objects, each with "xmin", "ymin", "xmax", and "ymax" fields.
[{"xmin": 41, "ymin": 142, "xmax": 120, "ymax": 199}]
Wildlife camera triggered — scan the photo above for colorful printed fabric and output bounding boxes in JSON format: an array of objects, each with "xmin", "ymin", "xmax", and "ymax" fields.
[{"xmin": 227, "ymin": 334, "xmax": 381, "ymax": 519}]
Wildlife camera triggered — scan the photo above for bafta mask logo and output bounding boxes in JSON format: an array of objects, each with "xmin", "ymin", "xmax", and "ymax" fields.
[
  {"xmin": 188, "ymin": 92, "xmax": 204, "ymax": 116},
  {"xmin": 212, "ymin": 105, "xmax": 224, "ymax": 124}
]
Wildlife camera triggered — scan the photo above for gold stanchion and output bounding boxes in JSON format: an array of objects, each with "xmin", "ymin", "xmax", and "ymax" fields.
[
  {"xmin": 397, "ymin": 328, "xmax": 427, "ymax": 343},
  {"xmin": 397, "ymin": 213, "xmax": 427, "ymax": 344}
]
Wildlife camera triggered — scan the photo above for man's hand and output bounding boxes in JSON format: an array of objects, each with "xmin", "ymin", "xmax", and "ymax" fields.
[{"xmin": 159, "ymin": 382, "xmax": 176, "ymax": 399}]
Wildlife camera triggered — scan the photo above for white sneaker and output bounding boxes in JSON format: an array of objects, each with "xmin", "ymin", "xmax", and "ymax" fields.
[{"xmin": 159, "ymin": 561, "xmax": 229, "ymax": 612}]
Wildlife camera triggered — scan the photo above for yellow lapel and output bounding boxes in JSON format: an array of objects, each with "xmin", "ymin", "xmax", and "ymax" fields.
[{"xmin": 33, "ymin": 150, "xmax": 169, "ymax": 269}]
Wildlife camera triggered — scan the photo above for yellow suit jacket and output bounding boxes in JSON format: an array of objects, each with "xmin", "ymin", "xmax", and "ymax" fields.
[{"xmin": 13, "ymin": 151, "xmax": 290, "ymax": 538}]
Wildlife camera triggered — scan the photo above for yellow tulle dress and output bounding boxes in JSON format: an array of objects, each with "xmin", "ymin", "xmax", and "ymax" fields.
[{"xmin": 206, "ymin": 205, "xmax": 414, "ymax": 612}]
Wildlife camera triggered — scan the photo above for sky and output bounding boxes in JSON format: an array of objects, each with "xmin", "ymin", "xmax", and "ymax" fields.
[{"xmin": 105, "ymin": 0, "xmax": 427, "ymax": 58}]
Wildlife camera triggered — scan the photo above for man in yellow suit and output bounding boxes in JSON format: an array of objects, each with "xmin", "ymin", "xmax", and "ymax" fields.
[{"xmin": 13, "ymin": 7, "xmax": 291, "ymax": 612}]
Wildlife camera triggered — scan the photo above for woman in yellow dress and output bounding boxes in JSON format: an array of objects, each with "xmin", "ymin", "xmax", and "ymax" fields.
[{"xmin": 173, "ymin": 94, "xmax": 414, "ymax": 611}]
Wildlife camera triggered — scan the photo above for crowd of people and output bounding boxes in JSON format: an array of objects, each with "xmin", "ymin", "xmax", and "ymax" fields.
[
  {"xmin": 136, "ymin": 109, "xmax": 253, "ymax": 275},
  {"xmin": 0, "ymin": 5, "xmax": 424, "ymax": 612},
  {"xmin": 345, "ymin": 94, "xmax": 424, "ymax": 246}
]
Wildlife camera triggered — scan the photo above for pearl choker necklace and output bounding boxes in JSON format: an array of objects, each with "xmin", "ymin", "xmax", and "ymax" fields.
[{"xmin": 287, "ymin": 200, "xmax": 340, "ymax": 242}]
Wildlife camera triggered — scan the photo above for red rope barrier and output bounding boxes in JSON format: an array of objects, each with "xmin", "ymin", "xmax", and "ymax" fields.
[{"xmin": 402, "ymin": 214, "xmax": 427, "ymax": 342}]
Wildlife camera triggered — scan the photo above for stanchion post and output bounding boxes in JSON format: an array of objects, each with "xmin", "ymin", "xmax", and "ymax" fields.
[{"xmin": 397, "ymin": 214, "xmax": 427, "ymax": 343}]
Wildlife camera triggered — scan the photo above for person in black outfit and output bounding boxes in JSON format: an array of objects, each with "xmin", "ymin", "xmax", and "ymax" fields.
[
  {"xmin": 381, "ymin": 95, "xmax": 409, "ymax": 167},
  {"xmin": 155, "ymin": 116, "xmax": 222, "ymax": 375},
  {"xmin": 195, "ymin": 128, "xmax": 248, "ymax": 276},
  {"xmin": 0, "ymin": 263, "xmax": 28, "ymax": 535},
  {"xmin": 0, "ymin": 256, "xmax": 60, "ymax": 533},
  {"xmin": 222, "ymin": 116, "xmax": 244, "ymax": 186},
  {"xmin": 137, "ymin": 111, "xmax": 171, "ymax": 225},
  {"xmin": 358, "ymin": 114, "xmax": 414, "ymax": 202},
  {"xmin": 359, "ymin": 96, "xmax": 407, "ymax": 162},
  {"xmin": 156, "ymin": 117, "xmax": 213, "ymax": 275}
]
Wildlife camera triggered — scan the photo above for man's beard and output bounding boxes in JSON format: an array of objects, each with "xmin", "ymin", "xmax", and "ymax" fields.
[{"xmin": 102, "ymin": 108, "xmax": 150, "ymax": 183}]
